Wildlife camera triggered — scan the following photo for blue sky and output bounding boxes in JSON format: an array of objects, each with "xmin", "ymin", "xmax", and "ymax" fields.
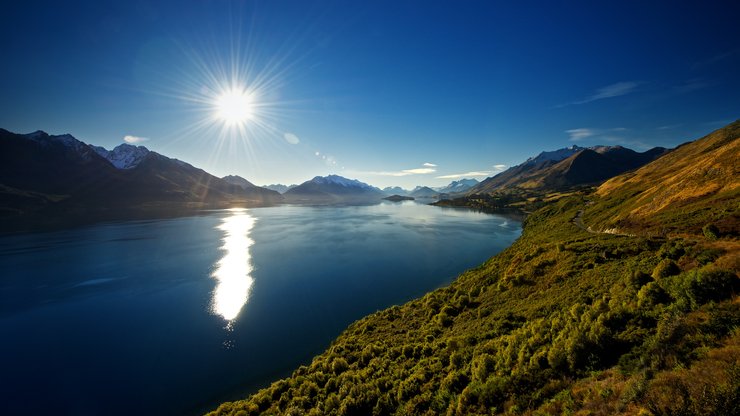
[{"xmin": 1, "ymin": 0, "xmax": 739, "ymax": 188}]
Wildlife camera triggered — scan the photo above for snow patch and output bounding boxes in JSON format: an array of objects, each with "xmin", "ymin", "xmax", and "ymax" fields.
[{"xmin": 94, "ymin": 143, "xmax": 150, "ymax": 169}]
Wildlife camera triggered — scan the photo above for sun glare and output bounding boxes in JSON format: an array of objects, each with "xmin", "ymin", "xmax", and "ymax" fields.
[{"xmin": 214, "ymin": 88, "xmax": 254, "ymax": 125}]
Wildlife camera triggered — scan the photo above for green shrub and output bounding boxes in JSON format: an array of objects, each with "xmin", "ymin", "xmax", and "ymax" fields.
[
  {"xmin": 331, "ymin": 357, "xmax": 349, "ymax": 375},
  {"xmin": 638, "ymin": 282, "xmax": 670, "ymax": 308},
  {"xmin": 686, "ymin": 268, "xmax": 739, "ymax": 306},
  {"xmin": 473, "ymin": 354, "xmax": 495, "ymax": 381},
  {"xmin": 652, "ymin": 259, "xmax": 680, "ymax": 280},
  {"xmin": 702, "ymin": 223, "xmax": 720, "ymax": 240},
  {"xmin": 629, "ymin": 270, "xmax": 653, "ymax": 288}
]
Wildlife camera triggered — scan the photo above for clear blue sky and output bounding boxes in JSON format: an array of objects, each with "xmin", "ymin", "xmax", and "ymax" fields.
[{"xmin": 1, "ymin": 0, "xmax": 739, "ymax": 188}]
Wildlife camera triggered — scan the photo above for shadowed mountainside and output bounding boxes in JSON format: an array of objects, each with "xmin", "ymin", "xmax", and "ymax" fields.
[
  {"xmin": 0, "ymin": 129, "xmax": 282, "ymax": 230},
  {"xmin": 469, "ymin": 145, "xmax": 668, "ymax": 194}
]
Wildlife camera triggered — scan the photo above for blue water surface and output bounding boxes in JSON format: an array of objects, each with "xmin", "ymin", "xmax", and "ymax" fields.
[{"xmin": 0, "ymin": 202, "xmax": 520, "ymax": 415}]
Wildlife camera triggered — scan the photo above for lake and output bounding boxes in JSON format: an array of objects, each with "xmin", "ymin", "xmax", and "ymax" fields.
[{"xmin": 0, "ymin": 202, "xmax": 521, "ymax": 415}]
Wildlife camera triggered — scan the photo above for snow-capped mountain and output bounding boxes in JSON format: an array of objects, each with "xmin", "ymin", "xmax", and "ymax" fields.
[
  {"xmin": 308, "ymin": 174, "xmax": 379, "ymax": 190},
  {"xmin": 283, "ymin": 175, "xmax": 384, "ymax": 203},
  {"xmin": 263, "ymin": 184, "xmax": 297, "ymax": 193},
  {"xmin": 0, "ymin": 128, "xmax": 283, "ymax": 225},
  {"xmin": 93, "ymin": 144, "xmax": 150, "ymax": 169},
  {"xmin": 524, "ymin": 145, "xmax": 584, "ymax": 165},
  {"xmin": 435, "ymin": 179, "xmax": 479, "ymax": 194}
]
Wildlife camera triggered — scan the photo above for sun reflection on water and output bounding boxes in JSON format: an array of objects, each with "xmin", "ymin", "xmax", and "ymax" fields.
[{"xmin": 211, "ymin": 209, "xmax": 256, "ymax": 322}]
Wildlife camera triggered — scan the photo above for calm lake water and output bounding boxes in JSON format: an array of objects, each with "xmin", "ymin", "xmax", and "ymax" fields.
[{"xmin": 0, "ymin": 202, "xmax": 520, "ymax": 415}]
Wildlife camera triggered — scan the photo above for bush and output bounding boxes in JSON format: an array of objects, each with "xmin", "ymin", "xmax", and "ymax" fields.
[
  {"xmin": 686, "ymin": 268, "xmax": 739, "ymax": 306},
  {"xmin": 638, "ymin": 282, "xmax": 670, "ymax": 308},
  {"xmin": 702, "ymin": 223, "xmax": 720, "ymax": 240},
  {"xmin": 472, "ymin": 354, "xmax": 495, "ymax": 381},
  {"xmin": 629, "ymin": 270, "xmax": 653, "ymax": 288},
  {"xmin": 652, "ymin": 259, "xmax": 680, "ymax": 280},
  {"xmin": 331, "ymin": 357, "xmax": 349, "ymax": 375}
]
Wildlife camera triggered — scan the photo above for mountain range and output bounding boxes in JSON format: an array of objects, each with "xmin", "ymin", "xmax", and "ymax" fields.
[
  {"xmin": 468, "ymin": 144, "xmax": 668, "ymax": 194},
  {"xmin": 0, "ymin": 129, "xmax": 281, "ymax": 227},
  {"xmin": 283, "ymin": 175, "xmax": 385, "ymax": 204},
  {"xmin": 409, "ymin": 186, "xmax": 440, "ymax": 198},
  {"xmin": 262, "ymin": 184, "xmax": 297, "ymax": 193},
  {"xmin": 435, "ymin": 178, "xmax": 479, "ymax": 194},
  {"xmin": 380, "ymin": 179, "xmax": 480, "ymax": 198},
  {"xmin": 0, "ymin": 127, "xmax": 685, "ymax": 230}
]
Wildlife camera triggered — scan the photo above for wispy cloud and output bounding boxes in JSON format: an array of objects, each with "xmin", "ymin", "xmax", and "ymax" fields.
[
  {"xmin": 123, "ymin": 135, "xmax": 149, "ymax": 144},
  {"xmin": 353, "ymin": 165, "xmax": 437, "ymax": 177},
  {"xmin": 492, "ymin": 164, "xmax": 507, "ymax": 171},
  {"xmin": 565, "ymin": 127, "xmax": 629, "ymax": 142},
  {"xmin": 565, "ymin": 127, "xmax": 654, "ymax": 150},
  {"xmin": 565, "ymin": 128, "xmax": 596, "ymax": 141},
  {"xmin": 422, "ymin": 162, "xmax": 437, "ymax": 167},
  {"xmin": 283, "ymin": 132, "xmax": 300, "ymax": 145},
  {"xmin": 558, "ymin": 81, "xmax": 640, "ymax": 107},
  {"xmin": 436, "ymin": 171, "xmax": 492, "ymax": 179}
]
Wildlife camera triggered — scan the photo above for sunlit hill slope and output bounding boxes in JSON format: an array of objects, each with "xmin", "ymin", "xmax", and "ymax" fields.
[{"xmin": 586, "ymin": 120, "xmax": 740, "ymax": 236}]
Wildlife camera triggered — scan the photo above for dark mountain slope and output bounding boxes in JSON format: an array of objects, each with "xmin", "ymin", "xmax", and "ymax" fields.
[
  {"xmin": 469, "ymin": 145, "xmax": 668, "ymax": 194},
  {"xmin": 0, "ymin": 129, "xmax": 281, "ymax": 226}
]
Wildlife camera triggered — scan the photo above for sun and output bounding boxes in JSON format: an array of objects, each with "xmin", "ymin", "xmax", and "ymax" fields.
[{"xmin": 214, "ymin": 88, "xmax": 254, "ymax": 125}]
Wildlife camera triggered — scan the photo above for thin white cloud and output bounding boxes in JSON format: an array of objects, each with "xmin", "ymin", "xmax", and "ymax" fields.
[
  {"xmin": 566, "ymin": 127, "xmax": 630, "ymax": 142},
  {"xmin": 436, "ymin": 171, "xmax": 492, "ymax": 179},
  {"xmin": 123, "ymin": 135, "xmax": 149, "ymax": 144},
  {"xmin": 422, "ymin": 162, "xmax": 437, "ymax": 167},
  {"xmin": 353, "ymin": 166, "xmax": 436, "ymax": 177},
  {"xmin": 492, "ymin": 164, "xmax": 508, "ymax": 171},
  {"xmin": 564, "ymin": 127, "xmax": 648, "ymax": 148},
  {"xmin": 402, "ymin": 168, "xmax": 435, "ymax": 175},
  {"xmin": 558, "ymin": 81, "xmax": 640, "ymax": 107},
  {"xmin": 284, "ymin": 132, "xmax": 300, "ymax": 145},
  {"xmin": 566, "ymin": 128, "xmax": 596, "ymax": 141}
]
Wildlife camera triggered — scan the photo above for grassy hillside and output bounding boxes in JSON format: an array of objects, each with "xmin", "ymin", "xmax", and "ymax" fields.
[
  {"xmin": 209, "ymin": 124, "xmax": 739, "ymax": 416},
  {"xmin": 586, "ymin": 120, "xmax": 739, "ymax": 237}
]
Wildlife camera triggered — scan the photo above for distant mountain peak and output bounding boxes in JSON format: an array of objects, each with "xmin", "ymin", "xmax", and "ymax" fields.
[
  {"xmin": 21, "ymin": 130, "xmax": 96, "ymax": 161},
  {"xmin": 382, "ymin": 186, "xmax": 409, "ymax": 196},
  {"xmin": 24, "ymin": 130, "xmax": 83, "ymax": 148},
  {"xmin": 526, "ymin": 145, "xmax": 585, "ymax": 165},
  {"xmin": 263, "ymin": 183, "xmax": 297, "ymax": 193},
  {"xmin": 25, "ymin": 130, "xmax": 48, "ymax": 140},
  {"xmin": 94, "ymin": 143, "xmax": 150, "ymax": 169},
  {"xmin": 409, "ymin": 186, "xmax": 440, "ymax": 198},
  {"xmin": 222, "ymin": 175, "xmax": 256, "ymax": 190},
  {"xmin": 310, "ymin": 174, "xmax": 373, "ymax": 189},
  {"xmin": 284, "ymin": 174, "xmax": 383, "ymax": 203},
  {"xmin": 435, "ymin": 178, "xmax": 480, "ymax": 194}
]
